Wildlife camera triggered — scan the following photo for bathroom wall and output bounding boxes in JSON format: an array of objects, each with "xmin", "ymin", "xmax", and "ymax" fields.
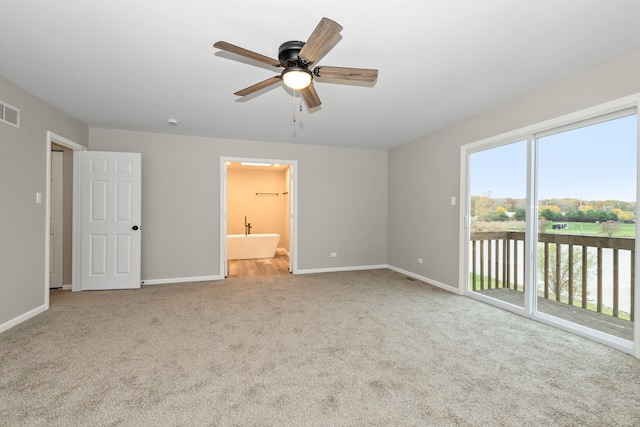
[{"xmin": 227, "ymin": 167, "xmax": 289, "ymax": 251}]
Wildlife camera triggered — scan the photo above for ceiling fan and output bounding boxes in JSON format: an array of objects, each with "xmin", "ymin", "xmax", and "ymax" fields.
[{"xmin": 213, "ymin": 17, "xmax": 378, "ymax": 109}]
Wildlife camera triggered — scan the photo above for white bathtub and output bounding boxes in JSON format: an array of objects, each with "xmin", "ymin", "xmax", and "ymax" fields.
[{"xmin": 227, "ymin": 233, "xmax": 280, "ymax": 260}]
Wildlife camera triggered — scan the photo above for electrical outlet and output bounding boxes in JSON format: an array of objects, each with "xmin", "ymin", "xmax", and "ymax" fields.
[
  {"xmin": 330, "ymin": 252, "xmax": 337, "ymax": 257},
  {"xmin": 418, "ymin": 258, "xmax": 424, "ymax": 264}
]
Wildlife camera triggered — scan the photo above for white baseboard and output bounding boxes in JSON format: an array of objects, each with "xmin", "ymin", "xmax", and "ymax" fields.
[
  {"xmin": 0, "ymin": 303, "xmax": 48, "ymax": 334},
  {"xmin": 387, "ymin": 265, "xmax": 462, "ymax": 295},
  {"xmin": 296, "ymin": 264, "xmax": 388, "ymax": 275},
  {"xmin": 142, "ymin": 275, "xmax": 224, "ymax": 286},
  {"xmin": 62, "ymin": 284, "xmax": 72, "ymax": 291},
  {"xmin": 295, "ymin": 265, "xmax": 460, "ymax": 297},
  {"xmin": 137, "ymin": 267, "xmax": 459, "ymax": 296}
]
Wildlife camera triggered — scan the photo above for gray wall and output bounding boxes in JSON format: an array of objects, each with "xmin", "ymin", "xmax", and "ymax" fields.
[
  {"xmin": 89, "ymin": 129, "xmax": 388, "ymax": 280},
  {"xmin": 388, "ymin": 48, "xmax": 640, "ymax": 290},
  {"xmin": 0, "ymin": 75, "xmax": 88, "ymax": 327}
]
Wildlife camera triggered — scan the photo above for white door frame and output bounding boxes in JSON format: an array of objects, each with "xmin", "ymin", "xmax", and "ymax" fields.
[
  {"xmin": 220, "ymin": 157, "xmax": 298, "ymax": 277},
  {"xmin": 45, "ymin": 132, "xmax": 86, "ymax": 306}
]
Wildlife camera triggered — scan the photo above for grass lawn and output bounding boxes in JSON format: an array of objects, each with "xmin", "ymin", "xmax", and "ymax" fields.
[
  {"xmin": 544, "ymin": 221, "xmax": 636, "ymax": 238},
  {"xmin": 472, "ymin": 220, "xmax": 636, "ymax": 237}
]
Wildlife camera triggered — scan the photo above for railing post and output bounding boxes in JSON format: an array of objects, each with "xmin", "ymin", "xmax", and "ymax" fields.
[
  {"xmin": 555, "ymin": 242, "xmax": 561, "ymax": 302},
  {"xmin": 472, "ymin": 240, "xmax": 477, "ymax": 291},
  {"xmin": 582, "ymin": 246, "xmax": 588, "ymax": 309},
  {"xmin": 544, "ymin": 242, "xmax": 550, "ymax": 299},
  {"xmin": 505, "ymin": 236, "xmax": 511, "ymax": 289},
  {"xmin": 502, "ymin": 237, "xmax": 511, "ymax": 288},
  {"xmin": 597, "ymin": 247, "xmax": 603, "ymax": 313},
  {"xmin": 631, "ymin": 250, "xmax": 635, "ymax": 322},
  {"xmin": 514, "ymin": 237, "xmax": 518, "ymax": 292},
  {"xmin": 522, "ymin": 238, "xmax": 526, "ymax": 293},
  {"xmin": 568, "ymin": 244, "xmax": 574, "ymax": 306},
  {"xmin": 613, "ymin": 248, "xmax": 619, "ymax": 318},
  {"xmin": 480, "ymin": 239, "xmax": 485, "ymax": 290},
  {"xmin": 495, "ymin": 239, "xmax": 500, "ymax": 288},
  {"xmin": 488, "ymin": 239, "xmax": 493, "ymax": 289},
  {"xmin": 523, "ymin": 234, "xmax": 527, "ymax": 293}
]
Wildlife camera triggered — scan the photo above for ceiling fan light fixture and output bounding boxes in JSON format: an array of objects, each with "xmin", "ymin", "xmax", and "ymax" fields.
[{"xmin": 282, "ymin": 68, "xmax": 312, "ymax": 90}]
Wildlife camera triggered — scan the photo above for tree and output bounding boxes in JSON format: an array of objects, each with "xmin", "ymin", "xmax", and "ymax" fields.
[
  {"xmin": 614, "ymin": 208, "xmax": 635, "ymax": 222},
  {"xmin": 565, "ymin": 209, "xmax": 586, "ymax": 222},
  {"xmin": 490, "ymin": 206, "xmax": 509, "ymax": 221},
  {"xmin": 537, "ymin": 245, "xmax": 595, "ymax": 302},
  {"xmin": 538, "ymin": 219, "xmax": 550, "ymax": 232},
  {"xmin": 585, "ymin": 209, "xmax": 609, "ymax": 223},
  {"xmin": 600, "ymin": 220, "xmax": 620, "ymax": 237},
  {"xmin": 514, "ymin": 208, "xmax": 526, "ymax": 221},
  {"xmin": 558, "ymin": 198, "xmax": 580, "ymax": 212},
  {"xmin": 506, "ymin": 198, "xmax": 524, "ymax": 211},
  {"xmin": 547, "ymin": 204, "xmax": 561, "ymax": 213},
  {"xmin": 540, "ymin": 208, "xmax": 562, "ymax": 222},
  {"xmin": 471, "ymin": 192, "xmax": 493, "ymax": 219}
]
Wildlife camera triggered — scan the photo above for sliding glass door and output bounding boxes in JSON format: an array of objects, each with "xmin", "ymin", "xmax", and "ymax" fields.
[
  {"xmin": 464, "ymin": 105, "xmax": 638, "ymax": 352},
  {"xmin": 468, "ymin": 140, "xmax": 527, "ymax": 309},
  {"xmin": 536, "ymin": 112, "xmax": 637, "ymax": 340}
]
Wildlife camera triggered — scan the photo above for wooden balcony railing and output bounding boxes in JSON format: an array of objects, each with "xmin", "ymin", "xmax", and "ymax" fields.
[{"xmin": 470, "ymin": 231, "xmax": 635, "ymax": 321}]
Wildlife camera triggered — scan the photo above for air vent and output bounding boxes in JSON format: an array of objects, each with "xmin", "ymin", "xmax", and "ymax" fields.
[{"xmin": 0, "ymin": 100, "xmax": 20, "ymax": 128}]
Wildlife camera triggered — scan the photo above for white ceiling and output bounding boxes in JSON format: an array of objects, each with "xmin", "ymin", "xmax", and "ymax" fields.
[{"xmin": 2, "ymin": 1, "xmax": 640, "ymax": 150}]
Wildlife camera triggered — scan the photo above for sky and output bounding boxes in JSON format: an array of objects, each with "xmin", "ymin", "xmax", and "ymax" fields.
[{"xmin": 470, "ymin": 113, "xmax": 638, "ymax": 202}]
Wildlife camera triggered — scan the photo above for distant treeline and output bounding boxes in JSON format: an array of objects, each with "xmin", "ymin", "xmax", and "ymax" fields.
[
  {"xmin": 472, "ymin": 194, "xmax": 636, "ymax": 223},
  {"xmin": 539, "ymin": 208, "xmax": 618, "ymax": 223}
]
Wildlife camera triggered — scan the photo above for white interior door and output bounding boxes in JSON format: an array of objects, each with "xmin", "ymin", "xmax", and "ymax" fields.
[
  {"xmin": 50, "ymin": 151, "xmax": 63, "ymax": 288},
  {"xmin": 80, "ymin": 151, "xmax": 141, "ymax": 290}
]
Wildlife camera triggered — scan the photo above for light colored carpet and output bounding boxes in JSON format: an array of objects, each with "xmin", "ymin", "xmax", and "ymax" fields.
[{"xmin": 1, "ymin": 269, "xmax": 640, "ymax": 426}]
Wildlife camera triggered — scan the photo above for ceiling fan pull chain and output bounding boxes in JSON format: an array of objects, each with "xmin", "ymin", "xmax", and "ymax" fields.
[{"xmin": 293, "ymin": 89, "xmax": 297, "ymax": 123}]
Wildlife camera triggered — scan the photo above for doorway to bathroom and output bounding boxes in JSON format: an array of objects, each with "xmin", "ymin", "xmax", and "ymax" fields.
[{"xmin": 220, "ymin": 157, "xmax": 298, "ymax": 278}]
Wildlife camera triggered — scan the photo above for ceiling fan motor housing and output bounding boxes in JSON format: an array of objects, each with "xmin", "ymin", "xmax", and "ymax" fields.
[{"xmin": 278, "ymin": 41, "xmax": 307, "ymax": 68}]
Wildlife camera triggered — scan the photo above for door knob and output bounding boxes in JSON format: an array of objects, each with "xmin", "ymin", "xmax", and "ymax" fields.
[{"xmin": 132, "ymin": 225, "xmax": 140, "ymax": 231}]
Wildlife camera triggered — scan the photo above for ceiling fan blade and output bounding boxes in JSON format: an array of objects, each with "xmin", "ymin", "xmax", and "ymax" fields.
[
  {"xmin": 301, "ymin": 83, "xmax": 321, "ymax": 108},
  {"xmin": 214, "ymin": 41, "xmax": 281, "ymax": 67},
  {"xmin": 234, "ymin": 76, "xmax": 282, "ymax": 96},
  {"xmin": 298, "ymin": 18, "xmax": 343, "ymax": 64},
  {"xmin": 313, "ymin": 66, "xmax": 378, "ymax": 82}
]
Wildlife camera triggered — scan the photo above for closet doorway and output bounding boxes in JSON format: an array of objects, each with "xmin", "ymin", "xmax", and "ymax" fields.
[
  {"xmin": 44, "ymin": 132, "xmax": 86, "ymax": 305},
  {"xmin": 220, "ymin": 157, "xmax": 298, "ymax": 278}
]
